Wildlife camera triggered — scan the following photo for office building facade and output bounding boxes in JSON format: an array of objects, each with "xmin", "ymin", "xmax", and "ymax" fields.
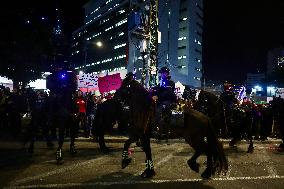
[
  {"xmin": 158, "ymin": 0, "xmax": 203, "ymax": 87},
  {"xmin": 267, "ymin": 48, "xmax": 284, "ymax": 75},
  {"xmin": 71, "ymin": 0, "xmax": 129, "ymax": 76}
]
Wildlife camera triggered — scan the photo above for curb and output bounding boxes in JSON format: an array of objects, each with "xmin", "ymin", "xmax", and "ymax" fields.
[{"xmin": 75, "ymin": 136, "xmax": 282, "ymax": 144}]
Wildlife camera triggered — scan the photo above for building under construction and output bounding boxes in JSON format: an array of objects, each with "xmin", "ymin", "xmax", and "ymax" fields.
[{"xmin": 71, "ymin": 0, "xmax": 203, "ymax": 88}]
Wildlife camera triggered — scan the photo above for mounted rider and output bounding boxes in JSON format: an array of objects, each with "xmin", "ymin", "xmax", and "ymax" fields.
[{"xmin": 151, "ymin": 66, "xmax": 177, "ymax": 140}]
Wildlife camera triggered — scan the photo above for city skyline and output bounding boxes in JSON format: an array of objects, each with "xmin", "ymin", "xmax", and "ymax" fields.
[{"xmin": 0, "ymin": 0, "xmax": 283, "ymax": 83}]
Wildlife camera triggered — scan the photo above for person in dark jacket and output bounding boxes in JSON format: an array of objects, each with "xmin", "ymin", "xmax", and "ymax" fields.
[{"xmin": 152, "ymin": 67, "xmax": 177, "ymax": 141}]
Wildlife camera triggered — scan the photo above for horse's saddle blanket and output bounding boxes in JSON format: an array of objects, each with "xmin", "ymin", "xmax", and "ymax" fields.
[{"xmin": 171, "ymin": 110, "xmax": 184, "ymax": 127}]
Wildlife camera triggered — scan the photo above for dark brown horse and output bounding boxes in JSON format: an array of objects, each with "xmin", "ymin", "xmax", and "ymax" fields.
[
  {"xmin": 114, "ymin": 75, "xmax": 228, "ymax": 179},
  {"xmin": 195, "ymin": 90, "xmax": 254, "ymax": 153}
]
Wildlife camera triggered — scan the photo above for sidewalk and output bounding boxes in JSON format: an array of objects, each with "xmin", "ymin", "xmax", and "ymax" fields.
[{"xmin": 74, "ymin": 135, "xmax": 282, "ymax": 144}]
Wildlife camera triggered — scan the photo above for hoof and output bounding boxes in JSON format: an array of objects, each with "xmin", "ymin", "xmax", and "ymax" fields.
[
  {"xmin": 70, "ymin": 145, "xmax": 77, "ymax": 155},
  {"xmin": 122, "ymin": 158, "xmax": 132, "ymax": 169},
  {"xmin": 56, "ymin": 159, "xmax": 64, "ymax": 165},
  {"xmin": 229, "ymin": 140, "xmax": 236, "ymax": 147},
  {"xmin": 277, "ymin": 144, "xmax": 284, "ymax": 152},
  {"xmin": 187, "ymin": 160, "xmax": 199, "ymax": 173},
  {"xmin": 136, "ymin": 140, "xmax": 142, "ymax": 147},
  {"xmin": 201, "ymin": 168, "xmax": 212, "ymax": 179},
  {"xmin": 141, "ymin": 169, "xmax": 156, "ymax": 178},
  {"xmin": 101, "ymin": 147, "xmax": 110, "ymax": 154},
  {"xmin": 247, "ymin": 144, "xmax": 254, "ymax": 153}
]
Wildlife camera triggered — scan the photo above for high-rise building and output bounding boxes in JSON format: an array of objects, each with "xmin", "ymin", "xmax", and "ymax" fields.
[
  {"xmin": 71, "ymin": 0, "xmax": 129, "ymax": 76},
  {"xmin": 267, "ymin": 48, "xmax": 284, "ymax": 75},
  {"xmin": 158, "ymin": 0, "xmax": 203, "ymax": 87},
  {"xmin": 71, "ymin": 0, "xmax": 203, "ymax": 87}
]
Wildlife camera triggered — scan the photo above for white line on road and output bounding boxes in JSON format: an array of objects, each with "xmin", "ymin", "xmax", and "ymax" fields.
[
  {"xmin": 134, "ymin": 146, "xmax": 185, "ymax": 176},
  {"xmin": 9, "ymin": 156, "xmax": 107, "ymax": 186},
  {"xmin": 4, "ymin": 175, "xmax": 284, "ymax": 189},
  {"xmin": 258, "ymin": 146, "xmax": 278, "ymax": 176}
]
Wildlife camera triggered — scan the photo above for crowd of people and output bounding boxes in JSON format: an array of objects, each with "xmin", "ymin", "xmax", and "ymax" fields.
[
  {"xmin": 0, "ymin": 85, "xmax": 116, "ymax": 144},
  {"xmin": 0, "ymin": 67, "xmax": 283, "ymax": 151}
]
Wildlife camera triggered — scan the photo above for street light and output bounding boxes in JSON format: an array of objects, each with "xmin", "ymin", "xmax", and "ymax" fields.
[
  {"xmin": 96, "ymin": 41, "xmax": 103, "ymax": 48},
  {"xmin": 84, "ymin": 40, "xmax": 104, "ymax": 69}
]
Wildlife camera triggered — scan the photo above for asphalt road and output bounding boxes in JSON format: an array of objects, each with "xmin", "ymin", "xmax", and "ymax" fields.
[{"xmin": 0, "ymin": 138, "xmax": 283, "ymax": 189}]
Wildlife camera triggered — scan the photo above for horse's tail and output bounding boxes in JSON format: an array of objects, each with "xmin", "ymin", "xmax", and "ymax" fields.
[{"xmin": 207, "ymin": 118, "xmax": 228, "ymax": 175}]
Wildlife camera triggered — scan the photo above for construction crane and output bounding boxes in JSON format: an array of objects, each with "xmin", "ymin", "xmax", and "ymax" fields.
[{"xmin": 128, "ymin": 0, "xmax": 159, "ymax": 88}]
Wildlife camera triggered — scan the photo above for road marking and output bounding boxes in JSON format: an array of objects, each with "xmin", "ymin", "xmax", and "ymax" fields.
[
  {"xmin": 258, "ymin": 146, "xmax": 278, "ymax": 176},
  {"xmin": 134, "ymin": 146, "xmax": 185, "ymax": 176},
  {"xmin": 156, "ymin": 146, "xmax": 185, "ymax": 167},
  {"xmin": 9, "ymin": 156, "xmax": 107, "ymax": 186},
  {"xmin": 4, "ymin": 175, "xmax": 284, "ymax": 189}
]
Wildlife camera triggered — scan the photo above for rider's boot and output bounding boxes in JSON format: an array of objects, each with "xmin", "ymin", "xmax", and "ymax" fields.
[
  {"xmin": 141, "ymin": 159, "xmax": 156, "ymax": 178},
  {"xmin": 56, "ymin": 148, "xmax": 64, "ymax": 164},
  {"xmin": 121, "ymin": 150, "xmax": 132, "ymax": 169}
]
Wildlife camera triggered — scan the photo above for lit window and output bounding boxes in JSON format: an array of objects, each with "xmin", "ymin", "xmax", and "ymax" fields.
[
  {"xmin": 119, "ymin": 9, "xmax": 125, "ymax": 14},
  {"xmin": 105, "ymin": 26, "xmax": 114, "ymax": 31},
  {"xmin": 178, "ymin": 55, "xmax": 186, "ymax": 60},
  {"xmin": 178, "ymin": 36, "xmax": 187, "ymax": 41},
  {"xmin": 106, "ymin": 0, "xmax": 112, "ymax": 4},
  {"xmin": 115, "ymin": 18, "xmax": 127, "ymax": 27},
  {"xmin": 195, "ymin": 67, "xmax": 201, "ymax": 72},
  {"xmin": 114, "ymin": 43, "xmax": 126, "ymax": 50},
  {"xmin": 114, "ymin": 54, "xmax": 126, "ymax": 60},
  {"xmin": 182, "ymin": 17, "xmax": 187, "ymax": 21}
]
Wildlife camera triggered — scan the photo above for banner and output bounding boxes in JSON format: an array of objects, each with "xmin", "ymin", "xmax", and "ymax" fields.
[
  {"xmin": 78, "ymin": 73, "xmax": 99, "ymax": 89},
  {"xmin": 98, "ymin": 73, "xmax": 122, "ymax": 94}
]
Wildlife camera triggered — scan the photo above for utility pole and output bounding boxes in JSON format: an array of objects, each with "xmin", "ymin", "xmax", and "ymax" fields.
[
  {"xmin": 148, "ymin": 0, "xmax": 159, "ymax": 87},
  {"xmin": 128, "ymin": 0, "xmax": 159, "ymax": 88}
]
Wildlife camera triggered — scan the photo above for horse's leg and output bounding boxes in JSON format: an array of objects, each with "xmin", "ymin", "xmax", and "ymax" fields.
[
  {"xmin": 141, "ymin": 133, "xmax": 155, "ymax": 178},
  {"xmin": 121, "ymin": 136, "xmax": 137, "ymax": 169},
  {"xmin": 70, "ymin": 117, "xmax": 78, "ymax": 155},
  {"xmin": 56, "ymin": 119, "xmax": 65, "ymax": 164},
  {"xmin": 186, "ymin": 139, "xmax": 213, "ymax": 179},
  {"xmin": 27, "ymin": 117, "xmax": 36, "ymax": 154},
  {"xmin": 187, "ymin": 150, "xmax": 203, "ymax": 173},
  {"xmin": 98, "ymin": 131, "xmax": 109, "ymax": 154},
  {"xmin": 201, "ymin": 146, "xmax": 213, "ymax": 179},
  {"xmin": 247, "ymin": 117, "xmax": 254, "ymax": 153}
]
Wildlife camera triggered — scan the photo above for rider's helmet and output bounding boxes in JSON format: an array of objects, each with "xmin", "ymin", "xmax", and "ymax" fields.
[{"xmin": 159, "ymin": 66, "xmax": 170, "ymax": 75}]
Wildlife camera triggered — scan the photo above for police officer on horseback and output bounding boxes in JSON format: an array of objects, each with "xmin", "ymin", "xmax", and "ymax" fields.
[{"xmin": 152, "ymin": 66, "xmax": 177, "ymax": 140}]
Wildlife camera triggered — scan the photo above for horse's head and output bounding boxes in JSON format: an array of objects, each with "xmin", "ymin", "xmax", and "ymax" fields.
[{"xmin": 113, "ymin": 73, "xmax": 136, "ymax": 103}]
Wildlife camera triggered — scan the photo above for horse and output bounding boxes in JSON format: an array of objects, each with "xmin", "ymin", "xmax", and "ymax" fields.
[
  {"xmin": 194, "ymin": 90, "xmax": 254, "ymax": 153},
  {"xmin": 113, "ymin": 75, "xmax": 228, "ymax": 179},
  {"xmin": 270, "ymin": 96, "xmax": 284, "ymax": 150},
  {"xmin": 52, "ymin": 90, "xmax": 78, "ymax": 164},
  {"xmin": 193, "ymin": 90, "xmax": 228, "ymax": 138},
  {"xmin": 92, "ymin": 98, "xmax": 128, "ymax": 153}
]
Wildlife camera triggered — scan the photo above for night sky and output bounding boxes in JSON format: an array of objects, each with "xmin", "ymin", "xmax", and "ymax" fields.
[
  {"xmin": 203, "ymin": 0, "xmax": 284, "ymax": 83},
  {"xmin": 1, "ymin": 0, "xmax": 284, "ymax": 83}
]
